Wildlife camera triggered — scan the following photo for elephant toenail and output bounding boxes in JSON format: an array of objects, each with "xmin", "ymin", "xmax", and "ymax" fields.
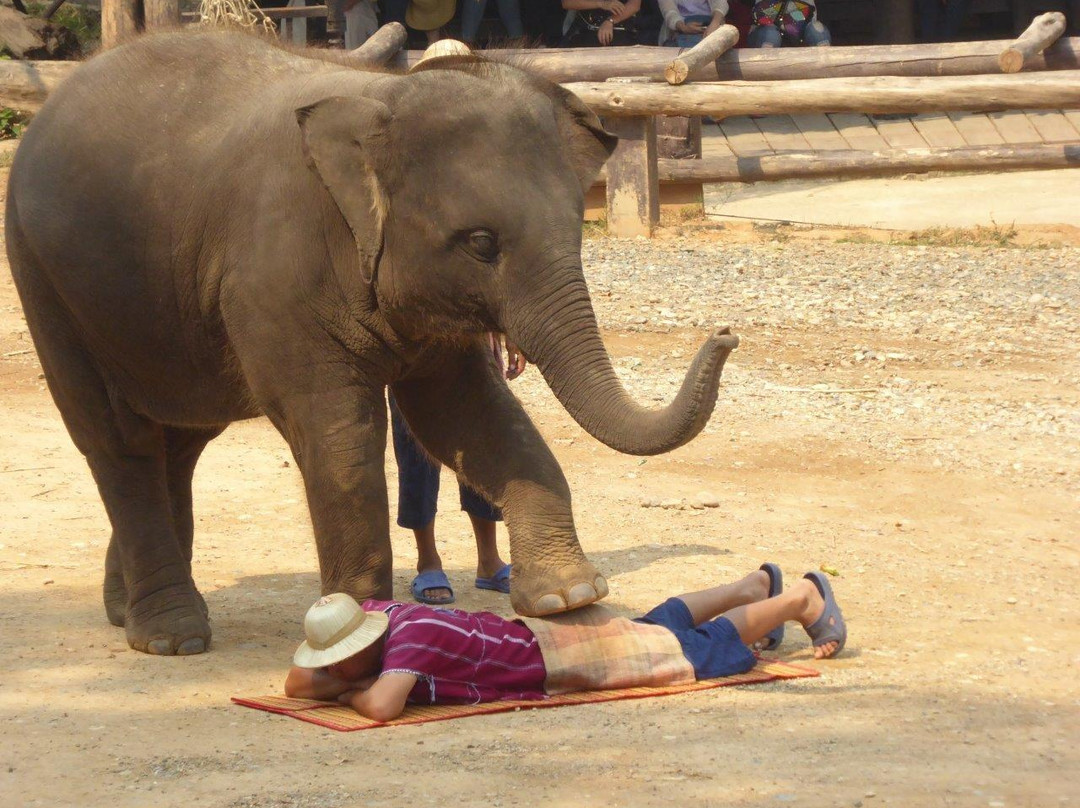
[
  {"xmin": 147, "ymin": 639, "xmax": 172, "ymax": 655},
  {"xmin": 532, "ymin": 594, "xmax": 567, "ymax": 615},
  {"xmin": 567, "ymin": 582, "xmax": 599, "ymax": 607},
  {"xmin": 177, "ymin": 638, "xmax": 207, "ymax": 655},
  {"xmin": 593, "ymin": 575, "xmax": 609, "ymax": 599}
]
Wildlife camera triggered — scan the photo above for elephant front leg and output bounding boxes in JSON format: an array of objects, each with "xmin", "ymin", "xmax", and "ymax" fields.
[
  {"xmin": 274, "ymin": 386, "xmax": 393, "ymax": 602},
  {"xmin": 392, "ymin": 344, "xmax": 607, "ymax": 616}
]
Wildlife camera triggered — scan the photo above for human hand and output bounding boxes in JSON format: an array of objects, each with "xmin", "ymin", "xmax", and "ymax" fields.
[
  {"xmin": 676, "ymin": 20, "xmax": 706, "ymax": 34},
  {"xmin": 598, "ymin": 18, "xmax": 614, "ymax": 45},
  {"xmin": 704, "ymin": 16, "xmax": 724, "ymax": 36},
  {"xmin": 600, "ymin": 0, "xmax": 625, "ymax": 14},
  {"xmin": 504, "ymin": 339, "xmax": 527, "ymax": 380}
]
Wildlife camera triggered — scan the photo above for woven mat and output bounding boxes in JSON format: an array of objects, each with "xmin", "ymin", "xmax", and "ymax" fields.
[{"xmin": 232, "ymin": 657, "xmax": 817, "ymax": 731}]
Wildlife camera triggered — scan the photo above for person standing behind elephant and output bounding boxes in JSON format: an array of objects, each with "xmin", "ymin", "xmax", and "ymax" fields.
[
  {"xmin": 657, "ymin": 0, "xmax": 727, "ymax": 47},
  {"xmin": 747, "ymin": 0, "xmax": 829, "ymax": 48},
  {"xmin": 460, "ymin": 0, "xmax": 526, "ymax": 46},
  {"xmin": 391, "ymin": 335, "xmax": 527, "ymax": 605}
]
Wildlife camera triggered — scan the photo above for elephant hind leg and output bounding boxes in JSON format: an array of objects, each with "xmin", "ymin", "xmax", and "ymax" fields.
[
  {"xmin": 103, "ymin": 425, "xmax": 224, "ymax": 627},
  {"xmin": 13, "ymin": 261, "xmax": 210, "ymax": 655}
]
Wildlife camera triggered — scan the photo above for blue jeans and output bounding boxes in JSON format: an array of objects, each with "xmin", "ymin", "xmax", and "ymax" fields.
[
  {"xmin": 748, "ymin": 18, "xmax": 831, "ymax": 47},
  {"xmin": 673, "ymin": 14, "xmax": 712, "ymax": 49},
  {"xmin": 460, "ymin": 0, "xmax": 524, "ymax": 43},
  {"xmin": 388, "ymin": 393, "xmax": 502, "ymax": 529}
]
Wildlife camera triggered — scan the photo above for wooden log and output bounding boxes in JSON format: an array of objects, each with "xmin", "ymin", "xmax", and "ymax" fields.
[
  {"xmin": 651, "ymin": 143, "xmax": 1080, "ymax": 183},
  {"xmin": 101, "ymin": 0, "xmax": 140, "ymax": 50},
  {"xmin": 144, "ymin": 0, "xmax": 179, "ymax": 29},
  {"xmin": 391, "ymin": 38, "xmax": 1080, "ymax": 82},
  {"xmin": 1000, "ymin": 12, "xmax": 1067, "ymax": 73},
  {"xmin": 664, "ymin": 24, "xmax": 738, "ymax": 85},
  {"xmin": 564, "ymin": 71, "xmax": 1080, "ymax": 118},
  {"xmin": 348, "ymin": 22, "xmax": 406, "ymax": 65},
  {"xmin": 605, "ymin": 114, "xmax": 659, "ymax": 237}
]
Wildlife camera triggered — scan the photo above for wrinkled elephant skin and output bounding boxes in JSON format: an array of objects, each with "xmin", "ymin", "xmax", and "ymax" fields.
[{"xmin": 5, "ymin": 32, "xmax": 739, "ymax": 654}]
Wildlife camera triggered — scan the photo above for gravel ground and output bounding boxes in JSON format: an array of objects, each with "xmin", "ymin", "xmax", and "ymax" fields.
[{"xmin": 2, "ymin": 229, "xmax": 1078, "ymax": 808}]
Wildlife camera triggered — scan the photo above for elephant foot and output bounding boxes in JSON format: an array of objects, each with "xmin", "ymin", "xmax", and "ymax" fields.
[
  {"xmin": 510, "ymin": 560, "xmax": 609, "ymax": 617},
  {"xmin": 124, "ymin": 581, "xmax": 212, "ymax": 656},
  {"xmin": 104, "ymin": 570, "xmax": 127, "ymax": 627},
  {"xmin": 105, "ymin": 573, "xmax": 209, "ymax": 628}
]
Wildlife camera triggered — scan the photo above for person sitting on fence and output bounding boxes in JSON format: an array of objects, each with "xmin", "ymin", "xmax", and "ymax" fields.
[
  {"xmin": 747, "ymin": 0, "xmax": 829, "ymax": 48},
  {"xmin": 657, "ymin": 0, "xmax": 728, "ymax": 47},
  {"xmin": 390, "ymin": 335, "xmax": 525, "ymax": 605},
  {"xmin": 560, "ymin": 0, "xmax": 654, "ymax": 47},
  {"xmin": 460, "ymin": 0, "xmax": 526, "ymax": 47},
  {"xmin": 285, "ymin": 563, "xmax": 847, "ymax": 722}
]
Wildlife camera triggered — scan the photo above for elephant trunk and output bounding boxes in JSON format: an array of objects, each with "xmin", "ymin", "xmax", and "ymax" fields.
[{"xmin": 506, "ymin": 270, "xmax": 739, "ymax": 456}]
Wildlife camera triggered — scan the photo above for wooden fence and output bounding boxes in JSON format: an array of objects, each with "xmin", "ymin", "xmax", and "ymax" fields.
[{"xmin": 14, "ymin": 10, "xmax": 1080, "ymax": 237}]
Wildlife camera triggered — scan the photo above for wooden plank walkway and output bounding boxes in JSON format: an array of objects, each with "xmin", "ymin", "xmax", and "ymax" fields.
[{"xmin": 701, "ymin": 109, "xmax": 1080, "ymax": 158}]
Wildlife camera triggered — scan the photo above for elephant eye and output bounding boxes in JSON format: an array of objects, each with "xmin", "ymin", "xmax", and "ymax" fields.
[{"xmin": 464, "ymin": 229, "xmax": 500, "ymax": 263}]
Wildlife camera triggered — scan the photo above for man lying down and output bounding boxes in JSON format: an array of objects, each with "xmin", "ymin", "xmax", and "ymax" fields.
[{"xmin": 285, "ymin": 563, "xmax": 847, "ymax": 722}]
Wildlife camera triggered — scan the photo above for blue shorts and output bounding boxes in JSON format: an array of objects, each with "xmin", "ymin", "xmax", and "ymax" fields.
[{"xmin": 635, "ymin": 598, "xmax": 756, "ymax": 679}]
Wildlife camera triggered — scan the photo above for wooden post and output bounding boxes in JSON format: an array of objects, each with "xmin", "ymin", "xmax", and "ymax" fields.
[
  {"xmin": 605, "ymin": 113, "xmax": 659, "ymax": 238},
  {"xmin": 564, "ymin": 70, "xmax": 1080, "ymax": 118},
  {"xmin": 325, "ymin": 0, "xmax": 346, "ymax": 48},
  {"xmin": 1000, "ymin": 12, "xmax": 1067, "ymax": 73},
  {"xmin": 101, "ymin": 0, "xmax": 141, "ymax": 50},
  {"xmin": 664, "ymin": 24, "xmax": 739, "ymax": 85},
  {"xmin": 349, "ymin": 22, "xmax": 407, "ymax": 64},
  {"xmin": 143, "ymin": 0, "xmax": 178, "ymax": 30}
]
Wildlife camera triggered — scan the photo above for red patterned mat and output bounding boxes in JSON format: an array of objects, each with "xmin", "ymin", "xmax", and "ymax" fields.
[{"xmin": 232, "ymin": 657, "xmax": 818, "ymax": 731}]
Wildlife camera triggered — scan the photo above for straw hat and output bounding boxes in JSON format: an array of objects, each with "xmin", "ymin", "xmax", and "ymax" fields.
[
  {"xmin": 405, "ymin": 0, "xmax": 456, "ymax": 32},
  {"xmin": 292, "ymin": 593, "xmax": 389, "ymax": 669}
]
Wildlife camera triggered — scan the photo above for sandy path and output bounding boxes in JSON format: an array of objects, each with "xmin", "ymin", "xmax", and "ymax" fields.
[{"xmin": 1, "ymin": 218, "xmax": 1077, "ymax": 807}]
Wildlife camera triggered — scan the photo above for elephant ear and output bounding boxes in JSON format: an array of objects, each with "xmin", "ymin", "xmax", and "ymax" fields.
[
  {"xmin": 296, "ymin": 96, "xmax": 392, "ymax": 286},
  {"xmin": 547, "ymin": 85, "xmax": 618, "ymax": 194}
]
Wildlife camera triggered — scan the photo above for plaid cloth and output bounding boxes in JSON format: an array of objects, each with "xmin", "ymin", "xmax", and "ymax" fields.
[{"xmin": 520, "ymin": 605, "xmax": 696, "ymax": 695}]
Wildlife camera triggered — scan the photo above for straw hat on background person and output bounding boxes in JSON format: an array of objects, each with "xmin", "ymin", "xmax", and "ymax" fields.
[
  {"xmin": 292, "ymin": 593, "xmax": 389, "ymax": 669},
  {"xmin": 405, "ymin": 0, "xmax": 456, "ymax": 32}
]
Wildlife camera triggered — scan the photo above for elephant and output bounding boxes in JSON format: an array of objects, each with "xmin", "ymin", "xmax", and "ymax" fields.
[{"xmin": 6, "ymin": 30, "xmax": 739, "ymax": 656}]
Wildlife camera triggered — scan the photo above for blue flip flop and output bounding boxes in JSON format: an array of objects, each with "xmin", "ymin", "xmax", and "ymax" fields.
[
  {"xmin": 411, "ymin": 570, "xmax": 455, "ymax": 605},
  {"xmin": 759, "ymin": 562, "xmax": 784, "ymax": 651},
  {"xmin": 803, "ymin": 571, "xmax": 846, "ymax": 656},
  {"xmin": 475, "ymin": 563, "xmax": 511, "ymax": 594}
]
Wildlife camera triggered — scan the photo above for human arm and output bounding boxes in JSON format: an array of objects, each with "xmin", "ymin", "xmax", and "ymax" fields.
[
  {"xmin": 339, "ymin": 671, "xmax": 418, "ymax": 722},
  {"xmin": 284, "ymin": 666, "xmax": 375, "ymax": 700},
  {"xmin": 609, "ymin": 0, "xmax": 640, "ymax": 23},
  {"xmin": 705, "ymin": 0, "xmax": 729, "ymax": 35}
]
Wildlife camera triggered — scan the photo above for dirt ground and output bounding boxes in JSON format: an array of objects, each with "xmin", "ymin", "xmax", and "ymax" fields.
[{"xmin": 1, "ymin": 173, "xmax": 1078, "ymax": 807}]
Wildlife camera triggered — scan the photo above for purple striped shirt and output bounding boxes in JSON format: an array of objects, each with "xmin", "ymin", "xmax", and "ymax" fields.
[{"xmin": 364, "ymin": 600, "xmax": 548, "ymax": 705}]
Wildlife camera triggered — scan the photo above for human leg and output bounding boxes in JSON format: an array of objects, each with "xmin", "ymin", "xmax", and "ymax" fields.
[
  {"xmin": 671, "ymin": 568, "xmax": 772, "ymax": 625},
  {"xmin": 747, "ymin": 24, "xmax": 782, "ymax": 47},
  {"xmin": 495, "ymin": 0, "xmax": 524, "ymax": 38},
  {"xmin": 720, "ymin": 575, "xmax": 844, "ymax": 659},
  {"xmin": 389, "ymin": 393, "xmax": 451, "ymax": 602},
  {"xmin": 802, "ymin": 18, "xmax": 831, "ymax": 46},
  {"xmin": 460, "ymin": 0, "xmax": 489, "ymax": 44},
  {"xmin": 459, "ymin": 483, "xmax": 508, "ymax": 582}
]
